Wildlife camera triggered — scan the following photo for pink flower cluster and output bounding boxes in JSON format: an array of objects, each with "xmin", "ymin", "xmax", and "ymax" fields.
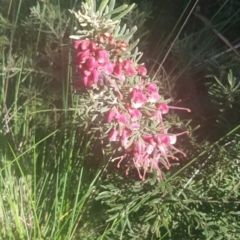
[
  {"xmin": 72, "ymin": 33, "xmax": 190, "ymax": 180},
  {"xmin": 107, "ymin": 98, "xmax": 190, "ymax": 180},
  {"xmin": 73, "ymin": 39, "xmax": 111, "ymax": 87},
  {"xmin": 72, "ymin": 34, "xmax": 146, "ymax": 88},
  {"xmin": 118, "ymin": 131, "xmax": 189, "ymax": 180}
]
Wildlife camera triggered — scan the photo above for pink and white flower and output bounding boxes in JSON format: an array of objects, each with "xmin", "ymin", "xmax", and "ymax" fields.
[
  {"xmin": 127, "ymin": 108, "xmax": 142, "ymax": 121},
  {"xmin": 137, "ymin": 65, "xmax": 147, "ymax": 76},
  {"xmin": 130, "ymin": 88, "xmax": 147, "ymax": 108}
]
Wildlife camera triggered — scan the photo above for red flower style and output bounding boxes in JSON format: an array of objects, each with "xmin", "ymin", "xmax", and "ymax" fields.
[{"xmin": 156, "ymin": 103, "xmax": 191, "ymax": 114}]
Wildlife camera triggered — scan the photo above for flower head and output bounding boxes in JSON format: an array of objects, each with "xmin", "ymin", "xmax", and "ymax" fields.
[{"xmin": 70, "ymin": 24, "xmax": 190, "ymax": 181}]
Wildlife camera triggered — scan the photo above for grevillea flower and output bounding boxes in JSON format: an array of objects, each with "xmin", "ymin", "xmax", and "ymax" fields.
[
  {"xmin": 146, "ymin": 82, "xmax": 158, "ymax": 94},
  {"xmin": 142, "ymin": 134, "xmax": 156, "ymax": 154},
  {"xmin": 81, "ymin": 40, "xmax": 91, "ymax": 50},
  {"xmin": 108, "ymin": 35, "xmax": 115, "ymax": 45},
  {"xmin": 148, "ymin": 92, "xmax": 160, "ymax": 103},
  {"xmin": 115, "ymin": 112, "xmax": 128, "ymax": 126},
  {"xmin": 145, "ymin": 82, "xmax": 160, "ymax": 103},
  {"xmin": 83, "ymin": 69, "xmax": 99, "ymax": 87},
  {"xmin": 156, "ymin": 131, "xmax": 188, "ymax": 157},
  {"xmin": 86, "ymin": 56, "xmax": 97, "ymax": 70},
  {"xmin": 77, "ymin": 50, "xmax": 91, "ymax": 64},
  {"xmin": 137, "ymin": 65, "xmax": 147, "ymax": 76},
  {"xmin": 70, "ymin": 29, "xmax": 190, "ymax": 181},
  {"xmin": 109, "ymin": 129, "xmax": 119, "ymax": 141},
  {"xmin": 130, "ymin": 88, "xmax": 147, "ymax": 108},
  {"xmin": 123, "ymin": 60, "xmax": 136, "ymax": 76},
  {"xmin": 73, "ymin": 40, "xmax": 83, "ymax": 50},
  {"xmin": 89, "ymin": 41, "xmax": 98, "ymax": 51},
  {"xmin": 107, "ymin": 108, "xmax": 116, "ymax": 123},
  {"xmin": 103, "ymin": 62, "xmax": 114, "ymax": 74},
  {"xmin": 156, "ymin": 103, "xmax": 169, "ymax": 114},
  {"xmin": 113, "ymin": 63, "xmax": 125, "ymax": 81},
  {"xmin": 129, "ymin": 122, "xmax": 140, "ymax": 130},
  {"xmin": 95, "ymin": 49, "xmax": 109, "ymax": 64},
  {"xmin": 121, "ymin": 128, "xmax": 132, "ymax": 149},
  {"xmin": 127, "ymin": 108, "xmax": 142, "ymax": 121},
  {"xmin": 134, "ymin": 140, "xmax": 145, "ymax": 154}
]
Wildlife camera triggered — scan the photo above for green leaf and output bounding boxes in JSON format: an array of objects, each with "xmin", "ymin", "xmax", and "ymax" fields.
[
  {"xmin": 103, "ymin": 5, "xmax": 109, "ymax": 15},
  {"xmin": 106, "ymin": 204, "xmax": 124, "ymax": 213},
  {"xmin": 91, "ymin": 114, "xmax": 98, "ymax": 121},
  {"xmin": 119, "ymin": 24, "xmax": 127, "ymax": 35},
  {"xmin": 100, "ymin": 106, "xmax": 110, "ymax": 113},
  {"xmin": 108, "ymin": 0, "xmax": 116, "ymax": 12},
  {"xmin": 104, "ymin": 4, "xmax": 128, "ymax": 18},
  {"xmin": 86, "ymin": 0, "xmax": 96, "ymax": 13},
  {"xmin": 111, "ymin": 4, "xmax": 136, "ymax": 22},
  {"xmin": 95, "ymin": 191, "xmax": 111, "ymax": 200},
  {"xmin": 106, "ymin": 213, "xmax": 119, "ymax": 222},
  {"xmin": 98, "ymin": 0, "xmax": 109, "ymax": 15},
  {"xmin": 113, "ymin": 24, "xmax": 121, "ymax": 36},
  {"xmin": 149, "ymin": 198, "xmax": 162, "ymax": 204},
  {"xmin": 115, "ymin": 26, "xmax": 137, "ymax": 41}
]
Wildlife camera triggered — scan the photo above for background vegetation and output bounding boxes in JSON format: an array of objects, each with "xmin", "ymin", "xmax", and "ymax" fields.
[{"xmin": 0, "ymin": 0, "xmax": 239, "ymax": 239}]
